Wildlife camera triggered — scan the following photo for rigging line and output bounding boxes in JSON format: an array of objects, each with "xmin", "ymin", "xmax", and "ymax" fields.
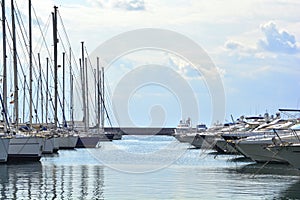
[
  {"xmin": 54, "ymin": 21, "xmax": 84, "ymax": 114},
  {"xmin": 84, "ymin": 50, "xmax": 113, "ymax": 127},
  {"xmin": 57, "ymin": 10, "xmax": 86, "ymax": 106},
  {"xmin": 34, "ymin": 14, "xmax": 51, "ymax": 53},
  {"xmin": 14, "ymin": 0, "xmax": 42, "ymax": 85},
  {"xmin": 26, "ymin": 5, "xmax": 74, "ymax": 123},
  {"xmin": 5, "ymin": 41, "xmax": 36, "ymax": 123},
  {"xmin": 56, "ymin": 32, "xmax": 74, "ymax": 107},
  {"xmin": 32, "ymin": 4, "xmax": 56, "ymax": 82},
  {"xmin": 32, "ymin": 5, "xmax": 54, "ymax": 65},
  {"xmin": 4, "ymin": 17, "xmax": 43, "ymax": 124},
  {"xmin": 13, "ymin": 3, "xmax": 47, "ymax": 96},
  {"xmin": 14, "ymin": 1, "xmax": 29, "ymax": 40},
  {"xmin": 31, "ymin": 5, "xmax": 61, "ymax": 119},
  {"xmin": 251, "ymin": 147, "xmax": 282, "ymax": 178},
  {"xmin": 56, "ymin": 11, "xmax": 84, "ymax": 103},
  {"xmin": 104, "ymin": 72, "xmax": 118, "ymax": 126},
  {"xmin": 85, "ymin": 55, "xmax": 114, "ymax": 128},
  {"xmin": 84, "ymin": 47, "xmax": 97, "ymax": 111},
  {"xmin": 57, "ymin": 10, "xmax": 81, "ymax": 76}
]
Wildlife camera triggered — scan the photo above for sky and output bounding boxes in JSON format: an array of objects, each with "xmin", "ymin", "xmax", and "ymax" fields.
[{"xmin": 1, "ymin": 0, "xmax": 300, "ymax": 127}]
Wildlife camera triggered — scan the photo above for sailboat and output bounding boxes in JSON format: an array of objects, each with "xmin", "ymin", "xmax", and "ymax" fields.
[
  {"xmin": 0, "ymin": 1, "xmax": 10, "ymax": 163},
  {"xmin": 4, "ymin": 0, "xmax": 44, "ymax": 162},
  {"xmin": 50, "ymin": 6, "xmax": 78, "ymax": 150}
]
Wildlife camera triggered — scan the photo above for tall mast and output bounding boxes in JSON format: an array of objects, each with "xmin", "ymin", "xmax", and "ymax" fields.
[
  {"xmin": 81, "ymin": 42, "xmax": 87, "ymax": 131},
  {"xmin": 69, "ymin": 48, "xmax": 74, "ymax": 129},
  {"xmin": 2, "ymin": 0, "xmax": 7, "ymax": 120},
  {"xmin": 38, "ymin": 53, "xmax": 43, "ymax": 123},
  {"xmin": 85, "ymin": 58, "xmax": 89, "ymax": 130},
  {"xmin": 52, "ymin": 6, "xmax": 58, "ymax": 127},
  {"xmin": 46, "ymin": 57, "xmax": 49, "ymax": 125},
  {"xmin": 29, "ymin": 0, "xmax": 33, "ymax": 126},
  {"xmin": 97, "ymin": 57, "xmax": 100, "ymax": 128},
  {"xmin": 62, "ymin": 52, "xmax": 66, "ymax": 127},
  {"xmin": 94, "ymin": 69, "xmax": 99, "ymax": 127},
  {"xmin": 22, "ymin": 76, "xmax": 26, "ymax": 122},
  {"xmin": 101, "ymin": 67, "xmax": 105, "ymax": 128},
  {"xmin": 11, "ymin": 0, "xmax": 18, "ymax": 127},
  {"xmin": 36, "ymin": 53, "xmax": 40, "ymax": 123}
]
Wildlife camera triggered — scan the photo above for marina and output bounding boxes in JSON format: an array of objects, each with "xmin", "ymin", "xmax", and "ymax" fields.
[
  {"xmin": 1, "ymin": 135, "xmax": 300, "ymax": 199},
  {"xmin": 0, "ymin": 0, "xmax": 299, "ymax": 199}
]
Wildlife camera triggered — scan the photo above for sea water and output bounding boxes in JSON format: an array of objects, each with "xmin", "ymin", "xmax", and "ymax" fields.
[{"xmin": 0, "ymin": 135, "xmax": 300, "ymax": 199}]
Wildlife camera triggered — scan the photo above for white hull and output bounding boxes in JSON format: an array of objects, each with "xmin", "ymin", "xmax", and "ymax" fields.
[
  {"xmin": 58, "ymin": 135, "xmax": 78, "ymax": 149},
  {"xmin": 8, "ymin": 137, "xmax": 44, "ymax": 161},
  {"xmin": 0, "ymin": 138, "xmax": 10, "ymax": 162}
]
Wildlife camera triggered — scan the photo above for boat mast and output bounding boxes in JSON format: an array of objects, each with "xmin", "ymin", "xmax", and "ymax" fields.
[
  {"xmin": 22, "ymin": 76, "xmax": 26, "ymax": 122},
  {"xmin": 29, "ymin": 0, "xmax": 33, "ymax": 127},
  {"xmin": 35, "ymin": 54, "xmax": 40, "ymax": 124},
  {"xmin": 52, "ymin": 6, "xmax": 58, "ymax": 128},
  {"xmin": 11, "ymin": 0, "xmax": 19, "ymax": 129},
  {"xmin": 62, "ymin": 52, "xmax": 66, "ymax": 127},
  {"xmin": 81, "ymin": 42, "xmax": 87, "ymax": 131},
  {"xmin": 2, "ymin": 0, "xmax": 7, "ymax": 123},
  {"xmin": 85, "ymin": 58, "xmax": 89, "ymax": 130},
  {"xmin": 94, "ymin": 68, "xmax": 97, "ymax": 127},
  {"xmin": 69, "ymin": 48, "xmax": 74, "ymax": 129},
  {"xmin": 97, "ymin": 57, "xmax": 101, "ymax": 128},
  {"xmin": 38, "ymin": 53, "xmax": 43, "ymax": 124},
  {"xmin": 101, "ymin": 67, "xmax": 104, "ymax": 128},
  {"xmin": 46, "ymin": 57, "xmax": 49, "ymax": 125}
]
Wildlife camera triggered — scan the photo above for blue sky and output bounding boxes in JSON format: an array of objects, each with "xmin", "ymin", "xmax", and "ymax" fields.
[{"xmin": 2, "ymin": 0, "xmax": 300, "ymax": 127}]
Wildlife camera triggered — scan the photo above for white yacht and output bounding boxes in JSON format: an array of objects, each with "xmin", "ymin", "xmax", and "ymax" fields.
[
  {"xmin": 174, "ymin": 118, "xmax": 196, "ymax": 143},
  {"xmin": 232, "ymin": 120, "xmax": 298, "ymax": 163}
]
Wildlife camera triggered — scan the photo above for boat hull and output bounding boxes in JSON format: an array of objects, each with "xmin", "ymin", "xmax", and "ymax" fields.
[
  {"xmin": 0, "ymin": 138, "xmax": 10, "ymax": 162},
  {"xmin": 58, "ymin": 136, "xmax": 78, "ymax": 149},
  {"xmin": 76, "ymin": 136, "xmax": 100, "ymax": 148},
  {"xmin": 8, "ymin": 137, "xmax": 44, "ymax": 162},
  {"xmin": 43, "ymin": 137, "xmax": 55, "ymax": 154},
  {"xmin": 270, "ymin": 144, "xmax": 300, "ymax": 169},
  {"xmin": 214, "ymin": 139, "xmax": 239, "ymax": 154},
  {"xmin": 235, "ymin": 141, "xmax": 286, "ymax": 163},
  {"xmin": 174, "ymin": 134, "xmax": 196, "ymax": 143},
  {"xmin": 191, "ymin": 134, "xmax": 217, "ymax": 149}
]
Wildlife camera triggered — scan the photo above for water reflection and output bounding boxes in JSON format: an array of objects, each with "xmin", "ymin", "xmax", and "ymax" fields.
[
  {"xmin": 278, "ymin": 180, "xmax": 300, "ymax": 199},
  {"xmin": 233, "ymin": 163, "xmax": 300, "ymax": 176},
  {"xmin": 0, "ymin": 163, "xmax": 104, "ymax": 199}
]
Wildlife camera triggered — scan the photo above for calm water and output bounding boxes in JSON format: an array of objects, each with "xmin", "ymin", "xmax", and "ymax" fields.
[{"xmin": 1, "ymin": 135, "xmax": 300, "ymax": 199}]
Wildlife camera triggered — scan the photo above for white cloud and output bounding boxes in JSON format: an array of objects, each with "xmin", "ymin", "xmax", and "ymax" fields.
[
  {"xmin": 258, "ymin": 21, "xmax": 299, "ymax": 54},
  {"xmin": 224, "ymin": 21, "xmax": 299, "ymax": 56}
]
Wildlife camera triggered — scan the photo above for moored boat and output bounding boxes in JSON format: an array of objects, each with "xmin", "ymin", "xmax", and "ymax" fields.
[{"xmin": 7, "ymin": 136, "xmax": 44, "ymax": 162}]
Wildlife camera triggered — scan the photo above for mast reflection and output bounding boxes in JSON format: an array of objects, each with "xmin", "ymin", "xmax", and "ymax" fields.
[{"xmin": 0, "ymin": 164, "xmax": 104, "ymax": 199}]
